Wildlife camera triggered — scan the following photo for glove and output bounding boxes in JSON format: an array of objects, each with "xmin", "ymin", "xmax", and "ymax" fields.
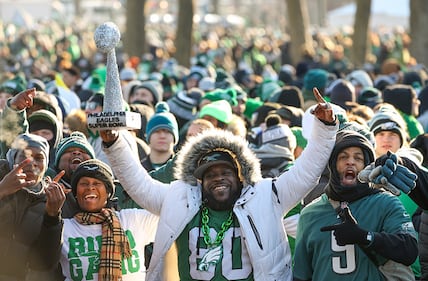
[
  {"xmin": 320, "ymin": 207, "xmax": 368, "ymax": 246},
  {"xmin": 358, "ymin": 164, "xmax": 402, "ymax": 195},
  {"xmin": 374, "ymin": 153, "xmax": 418, "ymax": 194},
  {"xmin": 358, "ymin": 163, "xmax": 381, "ymax": 183}
]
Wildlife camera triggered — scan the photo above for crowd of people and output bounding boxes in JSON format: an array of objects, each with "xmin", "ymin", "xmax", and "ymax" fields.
[{"xmin": 0, "ymin": 17, "xmax": 428, "ymax": 280}]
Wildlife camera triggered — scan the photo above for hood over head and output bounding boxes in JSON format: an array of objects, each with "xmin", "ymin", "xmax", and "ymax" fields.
[{"xmin": 174, "ymin": 129, "xmax": 262, "ymax": 186}]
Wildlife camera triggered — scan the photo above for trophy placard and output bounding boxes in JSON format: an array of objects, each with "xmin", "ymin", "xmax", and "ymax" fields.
[{"xmin": 87, "ymin": 22, "xmax": 141, "ymax": 130}]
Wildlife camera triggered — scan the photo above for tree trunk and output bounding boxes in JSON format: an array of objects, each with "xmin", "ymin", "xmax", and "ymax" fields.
[
  {"xmin": 73, "ymin": 0, "xmax": 81, "ymax": 20},
  {"xmin": 124, "ymin": 0, "xmax": 146, "ymax": 57},
  {"xmin": 175, "ymin": 0, "xmax": 194, "ymax": 68},
  {"xmin": 211, "ymin": 0, "xmax": 220, "ymax": 14},
  {"xmin": 409, "ymin": 0, "xmax": 428, "ymax": 67},
  {"xmin": 286, "ymin": 0, "xmax": 314, "ymax": 66},
  {"xmin": 351, "ymin": 0, "xmax": 371, "ymax": 69}
]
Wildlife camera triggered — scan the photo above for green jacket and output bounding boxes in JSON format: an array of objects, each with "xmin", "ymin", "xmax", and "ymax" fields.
[{"xmin": 400, "ymin": 111, "xmax": 424, "ymax": 141}]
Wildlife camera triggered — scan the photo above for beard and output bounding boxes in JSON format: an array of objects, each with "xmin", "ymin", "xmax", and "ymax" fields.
[{"xmin": 202, "ymin": 184, "xmax": 242, "ymax": 211}]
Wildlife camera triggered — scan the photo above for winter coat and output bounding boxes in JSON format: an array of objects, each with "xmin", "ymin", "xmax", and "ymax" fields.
[
  {"xmin": 0, "ymin": 187, "xmax": 63, "ymax": 281},
  {"xmin": 103, "ymin": 119, "xmax": 337, "ymax": 281}
]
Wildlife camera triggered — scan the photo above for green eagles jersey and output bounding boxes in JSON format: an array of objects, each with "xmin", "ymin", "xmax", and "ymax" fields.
[
  {"xmin": 294, "ymin": 193, "xmax": 416, "ymax": 281},
  {"xmin": 176, "ymin": 208, "xmax": 253, "ymax": 281}
]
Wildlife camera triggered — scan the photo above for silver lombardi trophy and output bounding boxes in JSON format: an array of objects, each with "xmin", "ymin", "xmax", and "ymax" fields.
[{"xmin": 87, "ymin": 22, "xmax": 141, "ymax": 130}]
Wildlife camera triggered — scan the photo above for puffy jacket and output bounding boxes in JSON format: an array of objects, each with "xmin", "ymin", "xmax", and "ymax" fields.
[{"xmin": 103, "ymin": 119, "xmax": 337, "ymax": 281}]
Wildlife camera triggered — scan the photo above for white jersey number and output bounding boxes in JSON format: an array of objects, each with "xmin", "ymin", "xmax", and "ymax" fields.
[{"xmin": 330, "ymin": 232, "xmax": 356, "ymax": 274}]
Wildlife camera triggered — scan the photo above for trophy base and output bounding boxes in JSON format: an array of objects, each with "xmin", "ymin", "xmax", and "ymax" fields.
[{"xmin": 87, "ymin": 111, "xmax": 141, "ymax": 130}]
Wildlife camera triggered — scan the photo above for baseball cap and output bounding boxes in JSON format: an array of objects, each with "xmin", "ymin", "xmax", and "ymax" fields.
[{"xmin": 193, "ymin": 149, "xmax": 240, "ymax": 180}]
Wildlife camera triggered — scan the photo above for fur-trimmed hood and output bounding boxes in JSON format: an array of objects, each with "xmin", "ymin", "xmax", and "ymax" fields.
[{"xmin": 174, "ymin": 129, "xmax": 262, "ymax": 186}]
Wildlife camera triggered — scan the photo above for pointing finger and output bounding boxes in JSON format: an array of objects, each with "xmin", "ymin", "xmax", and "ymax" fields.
[
  {"xmin": 313, "ymin": 87, "xmax": 327, "ymax": 104},
  {"xmin": 320, "ymin": 225, "xmax": 338, "ymax": 232},
  {"xmin": 53, "ymin": 170, "xmax": 65, "ymax": 183},
  {"xmin": 13, "ymin": 158, "xmax": 31, "ymax": 172}
]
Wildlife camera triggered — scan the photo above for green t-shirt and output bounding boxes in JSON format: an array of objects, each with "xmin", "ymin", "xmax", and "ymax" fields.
[{"xmin": 176, "ymin": 208, "xmax": 253, "ymax": 281}]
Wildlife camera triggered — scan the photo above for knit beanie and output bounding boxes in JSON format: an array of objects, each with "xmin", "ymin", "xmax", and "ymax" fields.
[
  {"xmin": 146, "ymin": 102, "xmax": 179, "ymax": 144},
  {"xmin": 262, "ymin": 115, "xmax": 296, "ymax": 151},
  {"xmin": 382, "ymin": 84, "xmax": 417, "ymax": 115},
  {"xmin": 199, "ymin": 77, "xmax": 216, "ymax": 92},
  {"xmin": 346, "ymin": 70, "xmax": 373, "ymax": 88},
  {"xmin": 55, "ymin": 132, "xmax": 96, "ymax": 168},
  {"xmin": 278, "ymin": 64, "xmax": 296, "ymax": 85},
  {"xmin": 71, "ymin": 159, "xmax": 115, "ymax": 199},
  {"xmin": 328, "ymin": 79, "xmax": 356, "ymax": 110},
  {"xmin": 374, "ymin": 75, "xmax": 395, "ymax": 91},
  {"xmin": 303, "ymin": 69, "xmax": 329, "ymax": 91},
  {"xmin": 133, "ymin": 80, "xmax": 164, "ymax": 105},
  {"xmin": 187, "ymin": 66, "xmax": 207, "ymax": 82},
  {"xmin": 243, "ymin": 98, "xmax": 264, "ymax": 120},
  {"xmin": 257, "ymin": 80, "xmax": 282, "ymax": 102},
  {"xmin": 119, "ymin": 67, "xmax": 137, "ymax": 81},
  {"xmin": 202, "ymin": 88, "xmax": 238, "ymax": 106},
  {"xmin": 251, "ymin": 102, "xmax": 282, "ymax": 127},
  {"xmin": 357, "ymin": 87, "xmax": 383, "ymax": 108},
  {"xmin": 329, "ymin": 130, "xmax": 375, "ymax": 172},
  {"xmin": 402, "ymin": 71, "xmax": 423, "ymax": 89},
  {"xmin": 88, "ymin": 74, "xmax": 105, "ymax": 94},
  {"xmin": 27, "ymin": 78, "xmax": 46, "ymax": 92},
  {"xmin": 339, "ymin": 121, "xmax": 376, "ymax": 147},
  {"xmin": 28, "ymin": 110, "xmax": 58, "ymax": 134},
  {"xmin": 273, "ymin": 105, "xmax": 304, "ymax": 127},
  {"xmin": 368, "ymin": 106, "xmax": 407, "ymax": 146},
  {"xmin": 268, "ymin": 85, "xmax": 304, "ymax": 109},
  {"xmin": 0, "ymin": 75, "xmax": 27, "ymax": 95},
  {"xmin": 6, "ymin": 133, "xmax": 50, "ymax": 169},
  {"xmin": 199, "ymin": 100, "xmax": 233, "ymax": 125},
  {"xmin": 167, "ymin": 90, "xmax": 199, "ymax": 125},
  {"xmin": 28, "ymin": 109, "xmax": 59, "ymax": 149}
]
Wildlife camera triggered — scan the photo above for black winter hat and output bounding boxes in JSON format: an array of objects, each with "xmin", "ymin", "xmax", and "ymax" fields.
[
  {"xmin": 329, "ymin": 130, "xmax": 375, "ymax": 169},
  {"xmin": 328, "ymin": 79, "xmax": 356, "ymax": 110},
  {"xmin": 71, "ymin": 159, "xmax": 115, "ymax": 199},
  {"xmin": 382, "ymin": 84, "xmax": 417, "ymax": 115},
  {"xmin": 268, "ymin": 85, "xmax": 304, "ymax": 109},
  {"xmin": 358, "ymin": 87, "xmax": 383, "ymax": 108}
]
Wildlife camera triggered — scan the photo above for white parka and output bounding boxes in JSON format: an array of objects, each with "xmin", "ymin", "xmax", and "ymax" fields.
[{"xmin": 103, "ymin": 118, "xmax": 337, "ymax": 281}]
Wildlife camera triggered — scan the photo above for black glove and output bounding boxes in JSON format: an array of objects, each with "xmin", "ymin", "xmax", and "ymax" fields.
[
  {"xmin": 375, "ymin": 151, "xmax": 401, "ymax": 166},
  {"xmin": 320, "ymin": 207, "xmax": 369, "ymax": 246}
]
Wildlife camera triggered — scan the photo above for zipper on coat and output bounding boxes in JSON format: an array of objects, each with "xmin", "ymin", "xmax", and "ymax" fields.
[{"xmin": 247, "ymin": 215, "xmax": 263, "ymax": 250}]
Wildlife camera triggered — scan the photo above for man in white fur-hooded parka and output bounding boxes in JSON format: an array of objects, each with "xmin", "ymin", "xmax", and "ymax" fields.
[{"xmin": 100, "ymin": 89, "xmax": 338, "ymax": 281}]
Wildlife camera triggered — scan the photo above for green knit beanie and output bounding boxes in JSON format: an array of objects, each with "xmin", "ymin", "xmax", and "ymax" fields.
[
  {"xmin": 55, "ymin": 132, "xmax": 95, "ymax": 167},
  {"xmin": 199, "ymin": 100, "xmax": 233, "ymax": 124}
]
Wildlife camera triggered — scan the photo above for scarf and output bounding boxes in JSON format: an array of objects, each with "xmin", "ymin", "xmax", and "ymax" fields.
[
  {"xmin": 74, "ymin": 208, "xmax": 132, "ymax": 281},
  {"xmin": 325, "ymin": 161, "xmax": 380, "ymax": 202}
]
